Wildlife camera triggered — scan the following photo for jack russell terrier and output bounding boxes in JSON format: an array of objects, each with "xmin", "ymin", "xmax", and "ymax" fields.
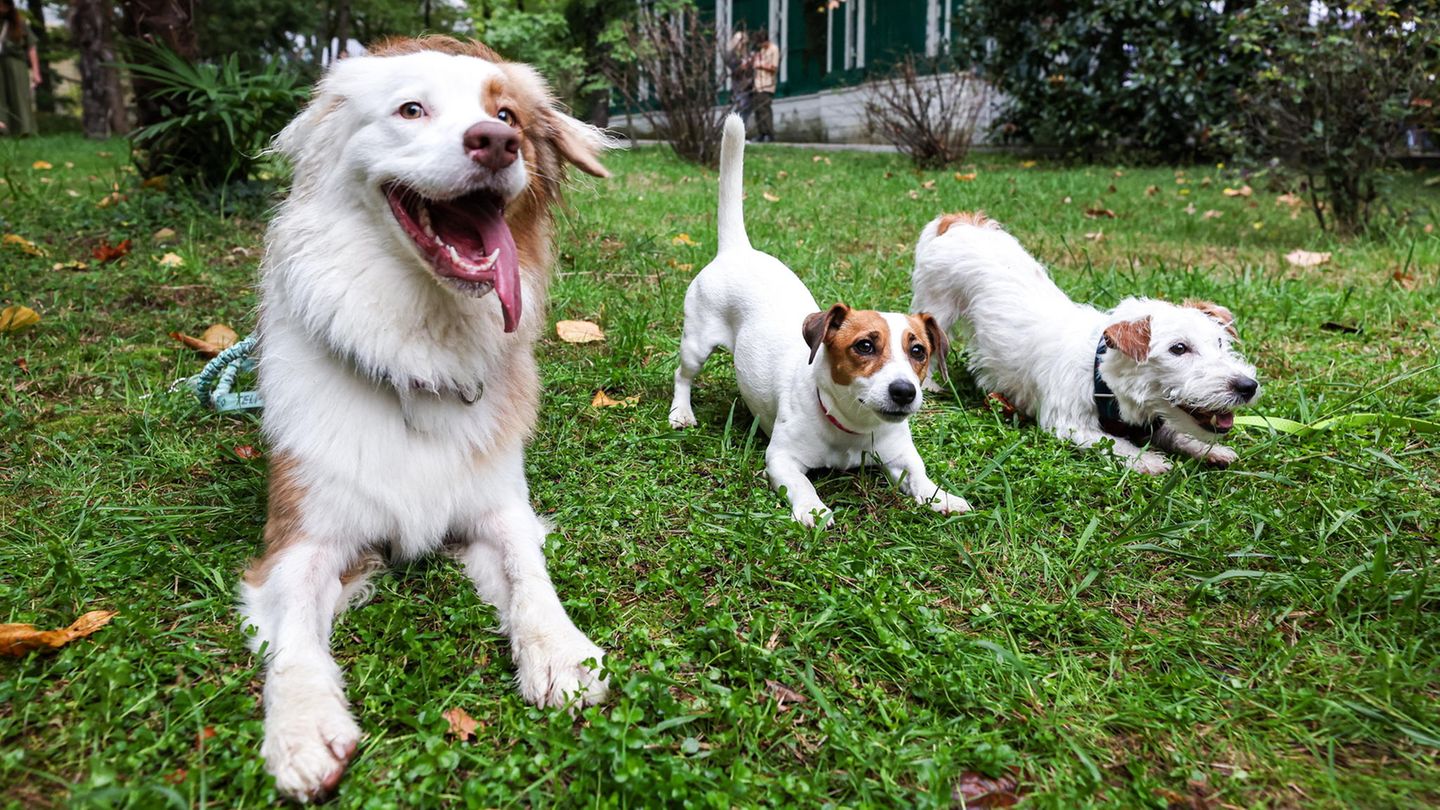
[
  {"xmin": 668, "ymin": 114, "xmax": 969, "ymax": 527},
  {"xmin": 912, "ymin": 211, "xmax": 1260, "ymax": 475}
]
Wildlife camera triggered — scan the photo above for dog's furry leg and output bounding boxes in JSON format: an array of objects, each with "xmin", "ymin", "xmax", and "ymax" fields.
[
  {"xmin": 1152, "ymin": 424, "xmax": 1237, "ymax": 466},
  {"xmin": 464, "ymin": 504, "xmax": 608, "ymax": 710},
  {"xmin": 882, "ymin": 446, "xmax": 971, "ymax": 514},
  {"xmin": 669, "ymin": 328, "xmax": 714, "ymax": 429},
  {"xmin": 765, "ymin": 446, "xmax": 831, "ymax": 527},
  {"xmin": 1060, "ymin": 425, "xmax": 1172, "ymax": 475},
  {"xmin": 241, "ymin": 541, "xmax": 363, "ymax": 803}
]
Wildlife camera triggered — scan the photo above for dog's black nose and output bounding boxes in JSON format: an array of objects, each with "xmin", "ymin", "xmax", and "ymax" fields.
[
  {"xmin": 464, "ymin": 121, "xmax": 520, "ymax": 171},
  {"xmin": 889, "ymin": 380, "xmax": 917, "ymax": 406},
  {"xmin": 1231, "ymin": 376, "xmax": 1259, "ymax": 400}
]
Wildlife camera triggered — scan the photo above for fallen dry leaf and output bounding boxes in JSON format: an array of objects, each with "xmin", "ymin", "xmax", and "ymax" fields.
[
  {"xmin": 52, "ymin": 260, "xmax": 89, "ymax": 271},
  {"xmin": 765, "ymin": 679, "xmax": 807, "ymax": 711},
  {"xmin": 671, "ymin": 233, "xmax": 697, "ymax": 247},
  {"xmin": 556, "ymin": 319, "xmax": 605, "ymax": 344},
  {"xmin": 762, "ymin": 191, "xmax": 781, "ymax": 202},
  {"xmin": 921, "ymin": 180, "xmax": 936, "ymax": 190},
  {"xmin": 0, "ymin": 305, "xmax": 40, "ymax": 333},
  {"xmin": 1145, "ymin": 185, "xmax": 1159, "ymax": 197},
  {"xmin": 170, "ymin": 323, "xmax": 238, "ymax": 357},
  {"xmin": 953, "ymin": 770, "xmax": 1021, "ymax": 807},
  {"xmin": 1222, "ymin": 185, "xmax": 1253, "ymax": 198},
  {"xmin": 1084, "ymin": 231, "xmax": 1104, "ymax": 242},
  {"xmin": 31, "ymin": 160, "xmax": 52, "ymax": 170},
  {"xmin": 811, "ymin": 155, "xmax": 831, "ymax": 164},
  {"xmin": 1276, "ymin": 192, "xmax": 1303, "ymax": 208},
  {"xmin": 1019, "ymin": 160, "xmax": 1037, "ymax": 169},
  {"xmin": 15, "ymin": 357, "xmax": 29, "ymax": 373},
  {"xmin": 1184, "ymin": 203, "xmax": 1197, "ymax": 215},
  {"xmin": 153, "ymin": 227, "xmax": 178, "ymax": 244},
  {"xmin": 1285, "ymin": 249, "xmax": 1332, "ymax": 268},
  {"xmin": 442, "ymin": 707, "xmax": 480, "ymax": 742},
  {"xmin": 158, "ymin": 252, "xmax": 185, "ymax": 268},
  {"xmin": 142, "ymin": 175, "xmax": 169, "ymax": 191},
  {"xmin": 954, "ymin": 172, "xmax": 978, "ymax": 182},
  {"xmin": 776, "ymin": 170, "xmax": 788, "ymax": 179},
  {"xmin": 1084, "ymin": 208, "xmax": 1117, "ymax": 219},
  {"xmin": 1201, "ymin": 209, "xmax": 1223, "ymax": 220},
  {"xmin": 3, "ymin": 233, "xmax": 45, "ymax": 257},
  {"xmin": 96, "ymin": 191, "xmax": 126, "ymax": 208},
  {"xmin": 1392, "ymin": 271, "xmax": 1418, "ymax": 291},
  {"xmin": 987, "ymin": 391, "xmax": 1018, "ymax": 418},
  {"xmin": 233, "ymin": 445, "xmax": 262, "ymax": 460},
  {"xmin": 0, "ymin": 610, "xmax": 118, "ymax": 656},
  {"xmin": 591, "ymin": 390, "xmax": 639, "ymax": 408},
  {"xmin": 92, "ymin": 239, "xmax": 132, "ymax": 263}
]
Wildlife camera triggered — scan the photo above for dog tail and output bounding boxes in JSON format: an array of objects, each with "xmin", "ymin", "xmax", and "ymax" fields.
[{"xmin": 716, "ymin": 113, "xmax": 751, "ymax": 254}]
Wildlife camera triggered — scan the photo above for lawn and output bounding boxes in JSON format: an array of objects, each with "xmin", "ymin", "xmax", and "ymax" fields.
[{"xmin": 2, "ymin": 133, "xmax": 1438, "ymax": 808}]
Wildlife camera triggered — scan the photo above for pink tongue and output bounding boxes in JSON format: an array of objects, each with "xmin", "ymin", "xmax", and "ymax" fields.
[
  {"xmin": 1214, "ymin": 412, "xmax": 1234, "ymax": 431},
  {"xmin": 474, "ymin": 211, "xmax": 521, "ymax": 333}
]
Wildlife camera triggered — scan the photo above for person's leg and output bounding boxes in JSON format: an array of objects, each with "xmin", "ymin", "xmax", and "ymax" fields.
[{"xmin": 756, "ymin": 92, "xmax": 773, "ymax": 141}]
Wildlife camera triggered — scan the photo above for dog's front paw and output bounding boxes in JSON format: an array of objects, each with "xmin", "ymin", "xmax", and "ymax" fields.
[
  {"xmin": 262, "ymin": 694, "xmax": 361, "ymax": 803},
  {"xmin": 790, "ymin": 502, "xmax": 833, "ymax": 528},
  {"xmin": 668, "ymin": 407, "xmax": 698, "ymax": 429},
  {"xmin": 923, "ymin": 490, "xmax": 971, "ymax": 515},
  {"xmin": 515, "ymin": 632, "xmax": 609, "ymax": 711},
  {"xmin": 1203, "ymin": 445, "xmax": 1238, "ymax": 467},
  {"xmin": 1128, "ymin": 452, "xmax": 1172, "ymax": 476}
]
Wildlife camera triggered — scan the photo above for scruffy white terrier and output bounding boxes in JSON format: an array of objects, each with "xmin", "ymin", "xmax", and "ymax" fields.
[
  {"xmin": 668, "ymin": 115, "xmax": 967, "ymax": 526},
  {"xmin": 912, "ymin": 212, "xmax": 1259, "ymax": 474}
]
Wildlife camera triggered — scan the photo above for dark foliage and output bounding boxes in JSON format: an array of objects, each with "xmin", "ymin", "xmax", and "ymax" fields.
[{"xmin": 863, "ymin": 55, "xmax": 991, "ymax": 169}]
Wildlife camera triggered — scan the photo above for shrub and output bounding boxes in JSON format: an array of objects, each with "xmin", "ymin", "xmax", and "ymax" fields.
[
  {"xmin": 604, "ymin": 3, "xmax": 725, "ymax": 167},
  {"xmin": 959, "ymin": 0, "xmax": 1255, "ymax": 161},
  {"xmin": 1224, "ymin": 1, "xmax": 1439, "ymax": 234},
  {"xmin": 123, "ymin": 43, "xmax": 310, "ymax": 187},
  {"xmin": 863, "ymin": 55, "xmax": 992, "ymax": 169}
]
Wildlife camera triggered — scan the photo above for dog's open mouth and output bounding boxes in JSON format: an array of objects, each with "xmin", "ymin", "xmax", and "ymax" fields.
[
  {"xmin": 1179, "ymin": 405, "xmax": 1234, "ymax": 434},
  {"xmin": 384, "ymin": 183, "xmax": 521, "ymax": 332},
  {"xmin": 876, "ymin": 408, "xmax": 913, "ymax": 423}
]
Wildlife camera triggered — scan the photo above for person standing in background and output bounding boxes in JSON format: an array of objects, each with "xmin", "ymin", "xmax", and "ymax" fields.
[
  {"xmin": 725, "ymin": 29, "xmax": 754, "ymax": 126},
  {"xmin": 0, "ymin": 0, "xmax": 40, "ymax": 137},
  {"xmin": 751, "ymin": 29, "xmax": 780, "ymax": 143}
]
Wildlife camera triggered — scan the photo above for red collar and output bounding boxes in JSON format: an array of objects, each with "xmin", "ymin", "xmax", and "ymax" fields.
[{"xmin": 817, "ymin": 389, "xmax": 862, "ymax": 435}]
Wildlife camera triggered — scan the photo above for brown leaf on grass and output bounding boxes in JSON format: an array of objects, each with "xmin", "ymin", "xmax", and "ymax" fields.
[
  {"xmin": 0, "ymin": 610, "xmax": 118, "ymax": 656},
  {"xmin": 1392, "ymin": 271, "xmax": 1418, "ymax": 291},
  {"xmin": 671, "ymin": 233, "xmax": 697, "ymax": 246},
  {"xmin": 92, "ymin": 239, "xmax": 132, "ymax": 263},
  {"xmin": 1201, "ymin": 209, "xmax": 1223, "ymax": 220},
  {"xmin": 170, "ymin": 324, "xmax": 238, "ymax": 357},
  {"xmin": 14, "ymin": 357, "xmax": 28, "ymax": 373},
  {"xmin": 907, "ymin": 189, "xmax": 921, "ymax": 200},
  {"xmin": 987, "ymin": 392, "xmax": 1018, "ymax": 418},
  {"xmin": 153, "ymin": 227, "xmax": 178, "ymax": 244},
  {"xmin": 52, "ymin": 260, "xmax": 89, "ymax": 271},
  {"xmin": 1285, "ymin": 249, "xmax": 1331, "ymax": 268},
  {"xmin": 765, "ymin": 679, "xmax": 807, "ymax": 711},
  {"xmin": 953, "ymin": 770, "xmax": 1022, "ymax": 807},
  {"xmin": 442, "ymin": 707, "xmax": 480, "ymax": 742},
  {"xmin": 556, "ymin": 319, "xmax": 605, "ymax": 344},
  {"xmin": 0, "ymin": 305, "xmax": 40, "ymax": 333},
  {"xmin": 921, "ymin": 180, "xmax": 936, "ymax": 190},
  {"xmin": 31, "ymin": 160, "xmax": 52, "ymax": 170},
  {"xmin": 233, "ymin": 445, "xmax": 262, "ymax": 460},
  {"xmin": 762, "ymin": 191, "xmax": 780, "ymax": 202},
  {"xmin": 1145, "ymin": 185, "xmax": 1159, "ymax": 196},
  {"xmin": 1275, "ymin": 192, "xmax": 1303, "ymax": 208},
  {"xmin": 158, "ymin": 252, "xmax": 185, "ymax": 268},
  {"xmin": 1084, "ymin": 231, "xmax": 1104, "ymax": 242},
  {"xmin": 1084, "ymin": 208, "xmax": 1116, "ymax": 219},
  {"xmin": 96, "ymin": 191, "xmax": 126, "ymax": 208},
  {"xmin": 142, "ymin": 175, "xmax": 169, "ymax": 191},
  {"xmin": 1183, "ymin": 203, "xmax": 1197, "ymax": 215},
  {"xmin": 1222, "ymin": 185, "xmax": 1253, "ymax": 198},
  {"xmin": 591, "ymin": 390, "xmax": 639, "ymax": 408},
  {"xmin": 3, "ymin": 233, "xmax": 45, "ymax": 256},
  {"xmin": 954, "ymin": 172, "xmax": 977, "ymax": 182}
]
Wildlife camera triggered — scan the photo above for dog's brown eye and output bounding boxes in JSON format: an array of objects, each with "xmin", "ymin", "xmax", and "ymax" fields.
[
  {"xmin": 909, "ymin": 344, "xmax": 927, "ymax": 361},
  {"xmin": 854, "ymin": 339, "xmax": 875, "ymax": 355},
  {"xmin": 397, "ymin": 102, "xmax": 426, "ymax": 120},
  {"xmin": 1169, "ymin": 343, "xmax": 1189, "ymax": 356},
  {"xmin": 496, "ymin": 108, "xmax": 517, "ymax": 126}
]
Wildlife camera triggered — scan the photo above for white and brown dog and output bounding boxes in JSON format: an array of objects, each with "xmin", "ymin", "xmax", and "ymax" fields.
[
  {"xmin": 241, "ymin": 37, "xmax": 611, "ymax": 801},
  {"xmin": 912, "ymin": 212, "xmax": 1259, "ymax": 474},
  {"xmin": 669, "ymin": 115, "xmax": 968, "ymax": 526}
]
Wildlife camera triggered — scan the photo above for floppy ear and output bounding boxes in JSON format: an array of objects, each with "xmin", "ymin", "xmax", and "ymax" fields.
[
  {"xmin": 1183, "ymin": 299, "xmax": 1237, "ymax": 337},
  {"xmin": 1103, "ymin": 316, "xmax": 1152, "ymax": 362},
  {"xmin": 917, "ymin": 313, "xmax": 951, "ymax": 382},
  {"xmin": 802, "ymin": 303, "xmax": 850, "ymax": 365},
  {"xmin": 547, "ymin": 110, "xmax": 612, "ymax": 178}
]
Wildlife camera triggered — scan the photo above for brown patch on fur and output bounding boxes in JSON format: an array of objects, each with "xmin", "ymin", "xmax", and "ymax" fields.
[
  {"xmin": 1103, "ymin": 317, "xmax": 1153, "ymax": 362},
  {"xmin": 822, "ymin": 309, "xmax": 891, "ymax": 386},
  {"xmin": 909, "ymin": 312, "xmax": 950, "ymax": 382},
  {"xmin": 935, "ymin": 211, "xmax": 997, "ymax": 236},
  {"xmin": 243, "ymin": 452, "xmax": 308, "ymax": 587},
  {"xmin": 1183, "ymin": 299, "xmax": 1238, "ymax": 337}
]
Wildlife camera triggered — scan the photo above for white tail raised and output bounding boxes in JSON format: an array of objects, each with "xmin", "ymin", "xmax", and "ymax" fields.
[{"xmin": 716, "ymin": 114, "xmax": 751, "ymax": 254}]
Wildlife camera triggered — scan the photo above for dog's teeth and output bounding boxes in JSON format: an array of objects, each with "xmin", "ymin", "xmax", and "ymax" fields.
[
  {"xmin": 486, "ymin": 248, "xmax": 499, "ymax": 267},
  {"xmin": 447, "ymin": 245, "xmax": 461, "ymax": 263},
  {"xmin": 418, "ymin": 205, "xmax": 434, "ymax": 237}
]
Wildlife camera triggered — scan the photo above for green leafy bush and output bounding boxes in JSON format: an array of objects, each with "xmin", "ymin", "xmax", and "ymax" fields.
[
  {"xmin": 1224, "ymin": 1, "xmax": 1438, "ymax": 234},
  {"xmin": 124, "ymin": 43, "xmax": 310, "ymax": 187},
  {"xmin": 959, "ymin": 0, "xmax": 1255, "ymax": 161}
]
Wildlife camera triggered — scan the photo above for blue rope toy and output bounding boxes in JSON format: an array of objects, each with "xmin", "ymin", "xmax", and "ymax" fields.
[{"xmin": 190, "ymin": 333, "xmax": 263, "ymax": 412}]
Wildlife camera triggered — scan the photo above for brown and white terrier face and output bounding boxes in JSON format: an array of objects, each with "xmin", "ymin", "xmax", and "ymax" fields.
[{"xmin": 802, "ymin": 303, "xmax": 950, "ymax": 422}]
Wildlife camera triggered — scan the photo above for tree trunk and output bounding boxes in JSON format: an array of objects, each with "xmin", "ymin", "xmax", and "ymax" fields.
[
  {"xmin": 69, "ymin": 0, "xmax": 125, "ymax": 138},
  {"xmin": 333, "ymin": 0, "xmax": 351, "ymax": 60},
  {"xmin": 24, "ymin": 0, "xmax": 53, "ymax": 113},
  {"xmin": 119, "ymin": 0, "xmax": 198, "ymax": 130}
]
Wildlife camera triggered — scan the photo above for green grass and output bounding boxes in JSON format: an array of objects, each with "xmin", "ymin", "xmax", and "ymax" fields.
[{"xmin": 2, "ymin": 133, "xmax": 1438, "ymax": 808}]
